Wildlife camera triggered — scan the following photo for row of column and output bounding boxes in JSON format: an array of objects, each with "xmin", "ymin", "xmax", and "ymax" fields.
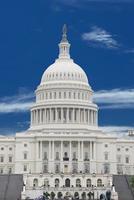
[
  {"xmin": 31, "ymin": 108, "xmax": 97, "ymax": 126},
  {"xmin": 37, "ymin": 141, "xmax": 96, "ymax": 161}
]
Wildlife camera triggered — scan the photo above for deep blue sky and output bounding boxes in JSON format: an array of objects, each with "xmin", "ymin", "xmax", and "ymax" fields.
[{"xmin": 0, "ymin": 0, "xmax": 134, "ymax": 135}]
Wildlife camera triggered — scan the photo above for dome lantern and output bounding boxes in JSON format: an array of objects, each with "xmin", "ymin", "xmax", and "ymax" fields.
[{"xmin": 58, "ymin": 24, "xmax": 71, "ymax": 59}]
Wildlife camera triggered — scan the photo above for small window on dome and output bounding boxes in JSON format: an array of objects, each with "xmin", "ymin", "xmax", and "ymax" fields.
[
  {"xmin": 53, "ymin": 73, "xmax": 54, "ymax": 77},
  {"xmin": 46, "ymin": 93, "xmax": 48, "ymax": 99},
  {"xmin": 56, "ymin": 73, "xmax": 58, "ymax": 77},
  {"xmin": 64, "ymin": 92, "xmax": 66, "ymax": 98},
  {"xmin": 60, "ymin": 73, "xmax": 62, "ymax": 77},
  {"xmin": 59, "ymin": 92, "xmax": 61, "ymax": 99}
]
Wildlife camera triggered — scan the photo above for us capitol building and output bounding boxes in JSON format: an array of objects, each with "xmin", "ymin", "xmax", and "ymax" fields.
[{"xmin": 0, "ymin": 25, "xmax": 134, "ymax": 199}]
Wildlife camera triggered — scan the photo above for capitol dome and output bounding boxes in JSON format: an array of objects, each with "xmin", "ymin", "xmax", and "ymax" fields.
[
  {"xmin": 30, "ymin": 25, "xmax": 98, "ymax": 131},
  {"xmin": 40, "ymin": 25, "xmax": 88, "ymax": 86}
]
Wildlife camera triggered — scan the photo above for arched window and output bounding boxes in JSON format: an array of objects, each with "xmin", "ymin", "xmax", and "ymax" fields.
[
  {"xmin": 86, "ymin": 179, "xmax": 91, "ymax": 187},
  {"xmin": 65, "ymin": 178, "xmax": 70, "ymax": 187},
  {"xmin": 33, "ymin": 178, "xmax": 38, "ymax": 188},
  {"xmin": 55, "ymin": 178, "xmax": 59, "ymax": 187},
  {"xmin": 97, "ymin": 179, "xmax": 102, "ymax": 187},
  {"xmin": 76, "ymin": 178, "xmax": 81, "ymax": 187}
]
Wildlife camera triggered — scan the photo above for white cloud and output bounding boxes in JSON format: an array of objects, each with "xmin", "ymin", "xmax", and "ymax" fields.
[
  {"xmin": 82, "ymin": 26, "xmax": 119, "ymax": 49},
  {"xmin": 57, "ymin": 0, "xmax": 134, "ymax": 4},
  {"xmin": 100, "ymin": 125, "xmax": 133, "ymax": 135},
  {"xmin": 125, "ymin": 49, "xmax": 134, "ymax": 54},
  {"xmin": 94, "ymin": 88, "xmax": 134, "ymax": 109},
  {"xmin": 0, "ymin": 88, "xmax": 133, "ymax": 114},
  {"xmin": 0, "ymin": 91, "xmax": 34, "ymax": 113}
]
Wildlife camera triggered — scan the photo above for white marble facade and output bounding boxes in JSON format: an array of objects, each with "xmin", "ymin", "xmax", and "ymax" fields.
[{"xmin": 0, "ymin": 25, "xmax": 133, "ymax": 198}]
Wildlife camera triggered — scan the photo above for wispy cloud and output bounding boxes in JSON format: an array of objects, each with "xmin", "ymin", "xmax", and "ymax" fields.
[
  {"xmin": 100, "ymin": 125, "xmax": 133, "ymax": 135},
  {"xmin": 94, "ymin": 88, "xmax": 134, "ymax": 109},
  {"xmin": 0, "ymin": 88, "xmax": 133, "ymax": 114},
  {"xmin": 124, "ymin": 49, "xmax": 134, "ymax": 54},
  {"xmin": 82, "ymin": 26, "xmax": 119, "ymax": 49},
  {"xmin": 0, "ymin": 90, "xmax": 34, "ymax": 114},
  {"xmin": 56, "ymin": 0, "xmax": 134, "ymax": 7}
]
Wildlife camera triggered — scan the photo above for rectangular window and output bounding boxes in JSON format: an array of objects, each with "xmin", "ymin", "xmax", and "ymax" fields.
[
  {"xmin": 9, "ymin": 156, "xmax": 12, "ymax": 163},
  {"xmin": 24, "ymin": 165, "xmax": 27, "ymax": 172},
  {"xmin": 0, "ymin": 168, "xmax": 3, "ymax": 174},
  {"xmin": 24, "ymin": 153, "xmax": 27, "ymax": 160},
  {"xmin": 0, "ymin": 156, "xmax": 4, "ymax": 163},
  {"xmin": 117, "ymin": 155, "xmax": 121, "ymax": 163},
  {"xmin": 126, "ymin": 156, "xmax": 129, "ymax": 164},
  {"xmin": 43, "ymin": 165, "xmax": 48, "ymax": 173},
  {"xmin": 104, "ymin": 153, "xmax": 108, "ymax": 161},
  {"xmin": 104, "ymin": 163, "xmax": 110, "ymax": 174},
  {"xmin": 55, "ymin": 164, "xmax": 60, "ymax": 173},
  {"xmin": 8, "ymin": 168, "xmax": 12, "ymax": 173}
]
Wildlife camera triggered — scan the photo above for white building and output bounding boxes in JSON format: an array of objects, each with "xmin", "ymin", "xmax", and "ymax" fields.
[{"xmin": 0, "ymin": 25, "xmax": 133, "ymax": 199}]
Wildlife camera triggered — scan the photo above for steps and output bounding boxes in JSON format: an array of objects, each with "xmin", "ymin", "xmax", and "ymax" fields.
[
  {"xmin": 113, "ymin": 175, "xmax": 134, "ymax": 200},
  {"xmin": 0, "ymin": 174, "xmax": 23, "ymax": 200}
]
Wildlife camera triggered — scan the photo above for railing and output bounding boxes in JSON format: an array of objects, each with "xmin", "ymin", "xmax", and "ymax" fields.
[{"xmin": 26, "ymin": 186, "xmax": 109, "ymax": 192}]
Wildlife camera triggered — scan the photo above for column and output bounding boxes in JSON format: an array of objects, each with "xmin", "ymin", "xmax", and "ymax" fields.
[
  {"xmin": 67, "ymin": 108, "xmax": 69, "ymax": 123},
  {"xmin": 78, "ymin": 109, "xmax": 80, "ymax": 123},
  {"xmin": 36, "ymin": 141, "xmax": 39, "ymax": 159},
  {"xmin": 94, "ymin": 142, "xmax": 96, "ymax": 161},
  {"xmin": 70, "ymin": 141, "xmax": 72, "ymax": 172},
  {"xmin": 50, "ymin": 108, "xmax": 52, "ymax": 123},
  {"xmin": 43, "ymin": 108, "xmax": 46, "ymax": 124},
  {"xmin": 61, "ymin": 108, "xmax": 63, "ymax": 123},
  {"xmin": 91, "ymin": 111, "xmax": 93, "ymax": 125},
  {"xmin": 93, "ymin": 111, "xmax": 94, "ymax": 125},
  {"xmin": 81, "ymin": 141, "xmax": 83, "ymax": 161},
  {"xmin": 35, "ymin": 110, "xmax": 37, "ymax": 124},
  {"xmin": 40, "ymin": 141, "xmax": 42, "ymax": 159},
  {"xmin": 90, "ymin": 141, "xmax": 92, "ymax": 160},
  {"xmin": 39, "ymin": 141, "xmax": 40, "ymax": 159},
  {"xmin": 78, "ymin": 141, "xmax": 80, "ymax": 160},
  {"xmin": 96, "ymin": 111, "xmax": 98, "ymax": 126},
  {"xmin": 49, "ymin": 141, "xmax": 51, "ymax": 161},
  {"xmin": 52, "ymin": 141, "xmax": 55, "ymax": 160},
  {"xmin": 83, "ymin": 109, "xmax": 85, "ymax": 123},
  {"xmin": 42, "ymin": 109, "xmax": 45, "ymax": 124},
  {"xmin": 37, "ymin": 110, "xmax": 39, "ymax": 124},
  {"xmin": 60, "ymin": 141, "xmax": 63, "ymax": 172},
  {"xmin": 55, "ymin": 108, "xmax": 58, "ymax": 123},
  {"xmin": 72, "ymin": 108, "xmax": 74, "ymax": 123},
  {"xmin": 88, "ymin": 110, "xmax": 90, "ymax": 125},
  {"xmin": 60, "ymin": 141, "xmax": 63, "ymax": 160},
  {"xmin": 92, "ymin": 142, "xmax": 94, "ymax": 159},
  {"xmin": 69, "ymin": 141, "xmax": 72, "ymax": 161}
]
